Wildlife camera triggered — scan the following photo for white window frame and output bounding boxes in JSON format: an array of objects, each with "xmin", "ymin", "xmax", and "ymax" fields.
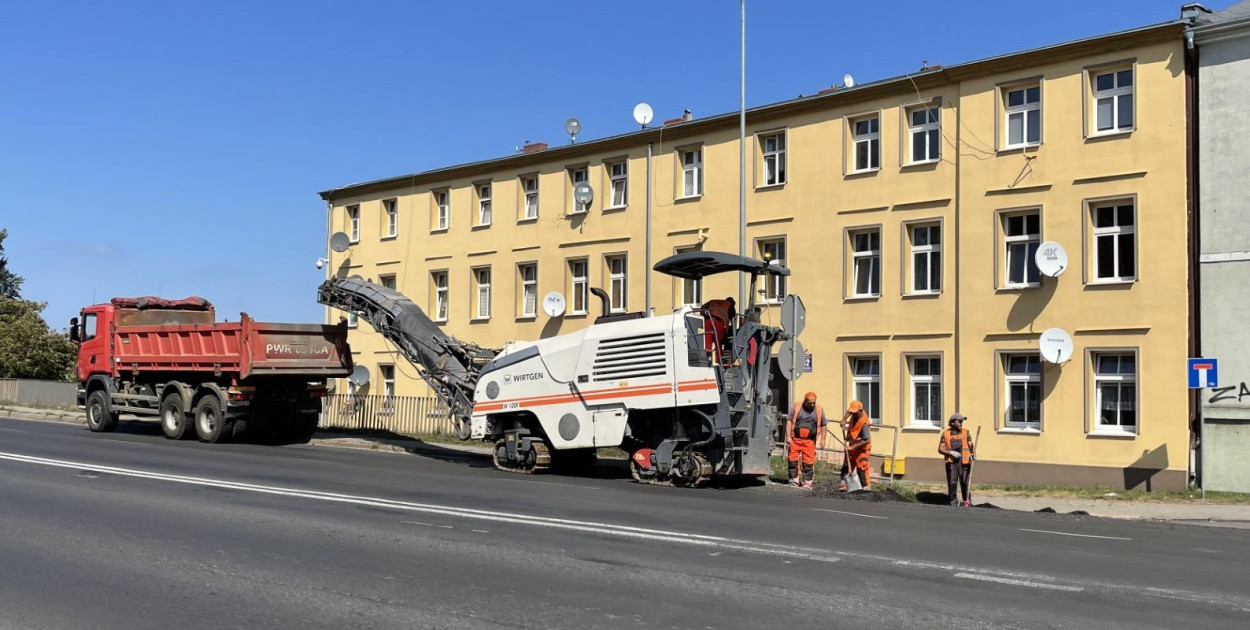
[
  {"xmin": 851, "ymin": 115, "xmax": 880, "ymax": 173},
  {"xmin": 608, "ymin": 161, "xmax": 628, "ymax": 209},
  {"xmin": 568, "ymin": 258, "xmax": 589, "ymax": 316},
  {"xmin": 522, "ymin": 176, "xmax": 539, "ymax": 220},
  {"xmin": 680, "ymin": 147, "xmax": 703, "ymax": 198},
  {"xmin": 570, "ymin": 167, "xmax": 589, "ymax": 214},
  {"xmin": 379, "ymin": 274, "xmax": 397, "ymax": 290},
  {"xmin": 1091, "ymin": 200, "xmax": 1136, "ymax": 283},
  {"xmin": 477, "ymin": 183, "xmax": 492, "ymax": 226},
  {"xmin": 757, "ymin": 238, "xmax": 786, "ymax": 304},
  {"xmin": 347, "ymin": 205, "xmax": 360, "ymax": 243},
  {"xmin": 1091, "ymin": 351, "xmax": 1138, "ymax": 436},
  {"xmin": 910, "ymin": 223, "xmax": 941, "ymax": 294},
  {"xmin": 1092, "ymin": 68, "xmax": 1134, "ymax": 135},
  {"xmin": 850, "ymin": 355, "xmax": 881, "ymax": 423},
  {"xmin": 908, "ymin": 355, "xmax": 942, "ymax": 428},
  {"xmin": 1003, "ymin": 353, "xmax": 1042, "ymax": 430},
  {"xmin": 383, "ymin": 199, "xmax": 398, "ymax": 238},
  {"xmin": 760, "ymin": 131, "xmax": 787, "ymax": 186},
  {"xmin": 380, "ymin": 364, "xmax": 395, "ymax": 399},
  {"xmin": 675, "ymin": 246, "xmax": 702, "ymax": 307},
  {"xmin": 346, "ymin": 310, "xmax": 358, "ymax": 329},
  {"xmin": 432, "ymin": 270, "xmax": 449, "ymax": 323},
  {"xmin": 1003, "ymin": 83, "xmax": 1041, "ymax": 149},
  {"xmin": 1003, "ymin": 210, "xmax": 1041, "ymax": 289},
  {"xmin": 850, "ymin": 229, "xmax": 881, "ymax": 298},
  {"xmin": 473, "ymin": 267, "xmax": 492, "ymax": 320},
  {"xmin": 908, "ymin": 106, "xmax": 941, "ymax": 164},
  {"xmin": 433, "ymin": 190, "xmax": 449, "ymax": 231},
  {"xmin": 519, "ymin": 263, "xmax": 538, "ymax": 319},
  {"xmin": 606, "ymin": 254, "xmax": 627, "ymax": 313}
]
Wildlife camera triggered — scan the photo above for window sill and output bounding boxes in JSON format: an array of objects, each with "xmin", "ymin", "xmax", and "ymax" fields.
[
  {"xmin": 1086, "ymin": 129, "xmax": 1134, "ymax": 141},
  {"xmin": 760, "ymin": 299, "xmax": 784, "ymax": 307},
  {"xmin": 902, "ymin": 291, "xmax": 941, "ymax": 300},
  {"xmin": 998, "ymin": 143, "xmax": 1041, "ymax": 155},
  {"xmin": 996, "ymin": 284, "xmax": 1041, "ymax": 293},
  {"xmin": 433, "ymin": 319, "xmax": 449, "ymax": 325},
  {"xmin": 517, "ymin": 218, "xmax": 539, "ymax": 224},
  {"xmin": 1087, "ymin": 429, "xmax": 1137, "ymax": 439},
  {"xmin": 381, "ymin": 235, "xmax": 398, "ymax": 242},
  {"xmin": 902, "ymin": 425, "xmax": 942, "ymax": 433},
  {"xmin": 568, "ymin": 210, "xmax": 589, "ymax": 217},
  {"xmin": 349, "ymin": 240, "xmax": 361, "ymax": 246},
  {"xmin": 902, "ymin": 159, "xmax": 940, "ymax": 170},
  {"xmin": 843, "ymin": 295, "xmax": 881, "ymax": 303},
  {"xmin": 603, "ymin": 205, "xmax": 628, "ymax": 212},
  {"xmin": 998, "ymin": 426, "xmax": 1042, "ymax": 435},
  {"xmin": 430, "ymin": 228, "xmax": 449, "ymax": 234},
  {"xmin": 675, "ymin": 194, "xmax": 703, "ymax": 203},
  {"xmin": 845, "ymin": 168, "xmax": 880, "ymax": 178},
  {"xmin": 472, "ymin": 223, "xmax": 492, "ymax": 230},
  {"xmin": 516, "ymin": 315, "xmax": 538, "ymax": 322},
  {"xmin": 1087, "ymin": 278, "xmax": 1136, "ymax": 288},
  {"xmin": 470, "ymin": 317, "xmax": 491, "ymax": 323},
  {"xmin": 754, "ymin": 182, "xmax": 786, "ymax": 192},
  {"xmin": 566, "ymin": 311, "xmax": 588, "ymax": 319}
]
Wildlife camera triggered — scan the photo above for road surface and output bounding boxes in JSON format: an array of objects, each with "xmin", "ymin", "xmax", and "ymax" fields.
[{"xmin": 1, "ymin": 416, "xmax": 1247, "ymax": 629}]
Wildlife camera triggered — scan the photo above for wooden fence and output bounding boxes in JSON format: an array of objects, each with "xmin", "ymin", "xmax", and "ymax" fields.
[{"xmin": 319, "ymin": 394, "xmax": 456, "ymax": 437}]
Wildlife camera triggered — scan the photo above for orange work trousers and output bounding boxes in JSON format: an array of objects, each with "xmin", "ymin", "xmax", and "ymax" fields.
[{"xmin": 787, "ymin": 437, "xmax": 817, "ymax": 482}]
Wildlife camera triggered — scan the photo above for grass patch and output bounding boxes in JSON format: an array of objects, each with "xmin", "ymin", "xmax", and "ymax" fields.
[
  {"xmin": 0, "ymin": 399, "xmax": 79, "ymax": 413},
  {"xmin": 972, "ymin": 483, "xmax": 1250, "ymax": 505}
]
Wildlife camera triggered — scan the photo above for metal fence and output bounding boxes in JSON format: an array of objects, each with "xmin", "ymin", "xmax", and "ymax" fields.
[
  {"xmin": 319, "ymin": 394, "xmax": 456, "ymax": 437},
  {"xmin": 0, "ymin": 379, "xmax": 77, "ymax": 407}
]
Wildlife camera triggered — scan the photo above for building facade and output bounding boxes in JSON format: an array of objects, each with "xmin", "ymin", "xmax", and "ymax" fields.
[{"xmin": 321, "ymin": 21, "xmax": 1193, "ymax": 489}]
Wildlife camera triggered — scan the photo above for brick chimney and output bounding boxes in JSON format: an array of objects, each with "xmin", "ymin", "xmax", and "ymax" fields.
[
  {"xmin": 818, "ymin": 85, "xmax": 838, "ymax": 94},
  {"xmin": 663, "ymin": 110, "xmax": 693, "ymax": 126},
  {"xmin": 522, "ymin": 141, "xmax": 548, "ymax": 154}
]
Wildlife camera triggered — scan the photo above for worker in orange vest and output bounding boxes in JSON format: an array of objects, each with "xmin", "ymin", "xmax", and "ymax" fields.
[
  {"xmin": 785, "ymin": 392, "xmax": 829, "ymax": 489},
  {"xmin": 938, "ymin": 413, "xmax": 976, "ymax": 506},
  {"xmin": 840, "ymin": 400, "xmax": 872, "ymax": 491},
  {"xmin": 701, "ymin": 297, "xmax": 735, "ymax": 361}
]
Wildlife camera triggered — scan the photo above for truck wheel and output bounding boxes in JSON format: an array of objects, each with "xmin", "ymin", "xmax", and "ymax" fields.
[
  {"xmin": 160, "ymin": 393, "xmax": 191, "ymax": 440},
  {"xmin": 86, "ymin": 391, "xmax": 118, "ymax": 433},
  {"xmin": 194, "ymin": 395, "xmax": 231, "ymax": 443}
]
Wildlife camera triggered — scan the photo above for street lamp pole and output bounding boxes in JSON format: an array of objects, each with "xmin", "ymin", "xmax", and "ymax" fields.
[{"xmin": 738, "ymin": 0, "xmax": 747, "ymax": 305}]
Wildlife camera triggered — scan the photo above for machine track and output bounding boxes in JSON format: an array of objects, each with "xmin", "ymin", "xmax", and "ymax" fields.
[
  {"xmin": 492, "ymin": 439, "xmax": 551, "ymax": 474},
  {"xmin": 629, "ymin": 451, "xmax": 712, "ymax": 488}
]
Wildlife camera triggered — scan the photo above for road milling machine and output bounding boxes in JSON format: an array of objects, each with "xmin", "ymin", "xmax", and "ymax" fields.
[{"xmin": 317, "ymin": 251, "xmax": 799, "ymax": 487}]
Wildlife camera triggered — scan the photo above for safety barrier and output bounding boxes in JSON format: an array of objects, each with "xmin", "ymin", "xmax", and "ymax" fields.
[
  {"xmin": 319, "ymin": 394, "xmax": 455, "ymax": 437},
  {"xmin": 773, "ymin": 417, "xmax": 902, "ymax": 483}
]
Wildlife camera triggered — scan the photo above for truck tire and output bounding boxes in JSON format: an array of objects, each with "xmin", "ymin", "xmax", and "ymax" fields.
[
  {"xmin": 193, "ymin": 395, "xmax": 231, "ymax": 443},
  {"xmin": 160, "ymin": 392, "xmax": 191, "ymax": 440},
  {"xmin": 86, "ymin": 390, "xmax": 118, "ymax": 433}
]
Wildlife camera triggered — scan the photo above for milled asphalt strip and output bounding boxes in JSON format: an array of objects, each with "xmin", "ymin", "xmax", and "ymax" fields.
[{"xmin": 1020, "ymin": 528, "xmax": 1132, "ymax": 541}]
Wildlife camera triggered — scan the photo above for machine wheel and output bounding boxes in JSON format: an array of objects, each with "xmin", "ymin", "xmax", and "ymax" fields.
[
  {"xmin": 492, "ymin": 438, "xmax": 551, "ymax": 474},
  {"xmin": 549, "ymin": 448, "xmax": 597, "ymax": 475},
  {"xmin": 85, "ymin": 390, "xmax": 118, "ymax": 433},
  {"xmin": 160, "ymin": 392, "xmax": 191, "ymax": 440},
  {"xmin": 193, "ymin": 395, "xmax": 231, "ymax": 443},
  {"xmin": 670, "ymin": 451, "xmax": 713, "ymax": 488}
]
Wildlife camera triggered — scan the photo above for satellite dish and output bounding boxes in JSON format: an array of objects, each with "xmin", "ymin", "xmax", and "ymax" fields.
[
  {"xmin": 1035, "ymin": 241, "xmax": 1068, "ymax": 278},
  {"xmin": 543, "ymin": 292, "xmax": 566, "ymax": 317},
  {"xmin": 329, "ymin": 232, "xmax": 351, "ymax": 253},
  {"xmin": 843, "ymin": 74, "xmax": 856, "ymax": 88},
  {"xmin": 564, "ymin": 117, "xmax": 581, "ymax": 142},
  {"xmin": 348, "ymin": 365, "xmax": 371, "ymax": 386},
  {"xmin": 1038, "ymin": 328, "xmax": 1074, "ymax": 365},
  {"xmin": 573, "ymin": 183, "xmax": 593, "ymax": 207},
  {"xmin": 633, "ymin": 102, "xmax": 654, "ymax": 128}
]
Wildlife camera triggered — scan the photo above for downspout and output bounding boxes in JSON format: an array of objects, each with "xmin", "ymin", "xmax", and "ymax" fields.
[
  {"xmin": 1183, "ymin": 28, "xmax": 1203, "ymax": 491},
  {"xmin": 953, "ymin": 97, "xmax": 962, "ymax": 410},
  {"xmin": 325, "ymin": 197, "xmax": 333, "ymax": 325}
]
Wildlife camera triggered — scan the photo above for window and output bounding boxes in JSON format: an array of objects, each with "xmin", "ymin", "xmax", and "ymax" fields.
[
  {"xmin": 433, "ymin": 190, "xmax": 449, "ymax": 231},
  {"xmin": 1003, "ymin": 84, "xmax": 1041, "ymax": 148},
  {"xmin": 909, "ymin": 356, "xmax": 942, "ymax": 428},
  {"xmin": 608, "ymin": 161, "xmax": 628, "ymax": 208},
  {"xmin": 383, "ymin": 199, "xmax": 398, "ymax": 238},
  {"xmin": 570, "ymin": 167, "xmax": 589, "ymax": 214},
  {"xmin": 606, "ymin": 254, "xmax": 627, "ymax": 313},
  {"xmin": 851, "ymin": 115, "xmax": 880, "ymax": 172},
  {"xmin": 1092, "ymin": 352, "xmax": 1137, "ymax": 434},
  {"xmin": 473, "ymin": 267, "xmax": 491, "ymax": 319},
  {"xmin": 1092, "ymin": 201, "xmax": 1136, "ymax": 282},
  {"xmin": 760, "ymin": 131, "xmax": 787, "ymax": 186},
  {"xmin": 680, "ymin": 147, "xmax": 703, "ymax": 197},
  {"xmin": 908, "ymin": 107, "xmax": 940, "ymax": 164},
  {"xmin": 1004, "ymin": 354, "xmax": 1042, "ymax": 429},
  {"xmin": 522, "ymin": 176, "xmax": 539, "ymax": 220},
  {"xmin": 568, "ymin": 259, "xmax": 589, "ymax": 315},
  {"xmin": 380, "ymin": 365, "xmax": 395, "ymax": 400},
  {"xmin": 757, "ymin": 238, "xmax": 786, "ymax": 303},
  {"xmin": 83, "ymin": 313, "xmax": 97, "ymax": 341},
  {"xmin": 347, "ymin": 205, "xmax": 360, "ymax": 243},
  {"xmin": 431, "ymin": 271, "xmax": 449, "ymax": 322},
  {"xmin": 347, "ymin": 311, "xmax": 358, "ymax": 328},
  {"xmin": 851, "ymin": 356, "xmax": 880, "ymax": 422},
  {"xmin": 518, "ymin": 263, "xmax": 537, "ymax": 318},
  {"xmin": 850, "ymin": 229, "xmax": 880, "ymax": 297},
  {"xmin": 1092, "ymin": 68, "xmax": 1133, "ymax": 134},
  {"xmin": 477, "ymin": 184, "xmax": 492, "ymax": 226},
  {"xmin": 379, "ymin": 274, "xmax": 396, "ymax": 290},
  {"xmin": 910, "ymin": 223, "xmax": 941, "ymax": 294},
  {"xmin": 1003, "ymin": 211, "xmax": 1041, "ymax": 288},
  {"xmin": 676, "ymin": 246, "xmax": 702, "ymax": 306}
]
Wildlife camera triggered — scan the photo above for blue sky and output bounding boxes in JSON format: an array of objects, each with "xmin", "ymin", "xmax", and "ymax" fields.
[{"xmin": 0, "ymin": 0, "xmax": 1198, "ymax": 329}]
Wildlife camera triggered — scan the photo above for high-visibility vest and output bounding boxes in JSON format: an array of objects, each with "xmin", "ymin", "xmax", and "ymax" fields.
[
  {"xmin": 846, "ymin": 415, "xmax": 871, "ymax": 453},
  {"xmin": 942, "ymin": 428, "xmax": 971, "ymax": 464},
  {"xmin": 790, "ymin": 402, "xmax": 823, "ymax": 440},
  {"xmin": 703, "ymin": 299, "xmax": 732, "ymax": 324}
]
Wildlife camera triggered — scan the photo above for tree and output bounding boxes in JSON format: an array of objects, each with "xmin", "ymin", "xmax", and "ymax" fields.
[
  {"xmin": 0, "ymin": 229, "xmax": 23, "ymax": 299},
  {"xmin": 0, "ymin": 298, "xmax": 77, "ymax": 380}
]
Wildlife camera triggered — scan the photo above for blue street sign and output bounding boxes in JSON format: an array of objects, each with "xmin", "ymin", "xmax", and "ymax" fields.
[
  {"xmin": 803, "ymin": 353, "xmax": 813, "ymax": 373},
  {"xmin": 1188, "ymin": 358, "xmax": 1218, "ymax": 389}
]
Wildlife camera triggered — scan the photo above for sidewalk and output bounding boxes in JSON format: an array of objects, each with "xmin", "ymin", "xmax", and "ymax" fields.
[{"xmin": 976, "ymin": 495, "xmax": 1250, "ymax": 529}]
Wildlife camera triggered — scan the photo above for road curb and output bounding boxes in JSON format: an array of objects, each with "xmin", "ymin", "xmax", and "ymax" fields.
[
  {"xmin": 0, "ymin": 406, "xmax": 84, "ymax": 425},
  {"xmin": 309, "ymin": 433, "xmax": 493, "ymax": 458}
]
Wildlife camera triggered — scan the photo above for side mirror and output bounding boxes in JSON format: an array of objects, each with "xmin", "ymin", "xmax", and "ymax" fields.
[{"xmin": 69, "ymin": 318, "xmax": 81, "ymax": 344}]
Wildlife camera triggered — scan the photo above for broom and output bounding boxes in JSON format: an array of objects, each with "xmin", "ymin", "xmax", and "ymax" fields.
[{"xmin": 965, "ymin": 425, "xmax": 982, "ymax": 506}]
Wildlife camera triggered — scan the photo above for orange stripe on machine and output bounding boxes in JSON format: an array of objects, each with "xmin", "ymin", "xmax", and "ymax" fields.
[{"xmin": 474, "ymin": 379, "xmax": 718, "ymax": 413}]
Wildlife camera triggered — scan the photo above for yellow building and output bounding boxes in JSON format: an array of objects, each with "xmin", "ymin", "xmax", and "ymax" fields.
[{"xmin": 320, "ymin": 21, "xmax": 1193, "ymax": 490}]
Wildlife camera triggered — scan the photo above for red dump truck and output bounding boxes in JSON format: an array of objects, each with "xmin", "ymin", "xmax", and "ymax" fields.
[{"xmin": 71, "ymin": 296, "xmax": 352, "ymax": 443}]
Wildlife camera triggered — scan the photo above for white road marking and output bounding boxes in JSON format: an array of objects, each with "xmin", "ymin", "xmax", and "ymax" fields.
[
  {"xmin": 472, "ymin": 529, "xmax": 489, "ymax": 533},
  {"xmin": 0, "ymin": 451, "xmax": 839, "ymax": 564},
  {"xmin": 0, "ymin": 427, "xmax": 29, "ymax": 433},
  {"xmin": 953, "ymin": 573, "xmax": 1084, "ymax": 592},
  {"xmin": 101, "ymin": 439, "xmax": 150, "ymax": 446},
  {"xmin": 813, "ymin": 508, "xmax": 888, "ymax": 520},
  {"xmin": 1020, "ymin": 528, "xmax": 1131, "ymax": 541},
  {"xmin": 403, "ymin": 521, "xmax": 453, "ymax": 529}
]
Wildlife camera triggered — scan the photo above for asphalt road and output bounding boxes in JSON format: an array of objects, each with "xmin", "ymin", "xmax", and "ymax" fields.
[{"xmin": 2, "ymin": 416, "xmax": 1248, "ymax": 630}]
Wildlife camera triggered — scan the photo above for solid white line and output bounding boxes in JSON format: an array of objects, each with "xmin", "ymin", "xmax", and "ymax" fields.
[
  {"xmin": 0, "ymin": 450, "xmax": 839, "ymax": 563},
  {"xmin": 0, "ymin": 427, "xmax": 29, "ymax": 433},
  {"xmin": 1020, "ymin": 528, "xmax": 1132, "ymax": 541},
  {"xmin": 813, "ymin": 508, "xmax": 888, "ymax": 520},
  {"xmin": 402, "ymin": 521, "xmax": 453, "ymax": 529},
  {"xmin": 953, "ymin": 573, "xmax": 1084, "ymax": 592}
]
